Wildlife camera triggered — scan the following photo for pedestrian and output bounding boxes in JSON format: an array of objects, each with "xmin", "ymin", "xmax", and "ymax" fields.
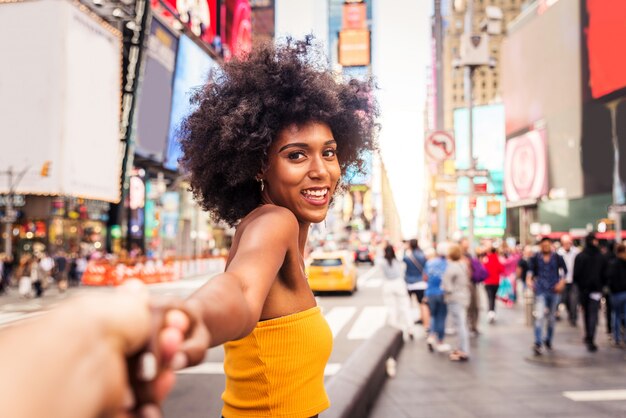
[
  {"xmin": 600, "ymin": 241, "xmax": 616, "ymax": 337},
  {"xmin": 464, "ymin": 242, "xmax": 487, "ymax": 335},
  {"xmin": 16, "ymin": 255, "xmax": 34, "ymax": 298},
  {"xmin": 381, "ymin": 244, "xmax": 415, "ymax": 340},
  {"xmin": 31, "ymin": 256, "xmax": 44, "ymax": 298},
  {"xmin": 0, "ymin": 281, "xmax": 207, "ymax": 418},
  {"xmin": 424, "ymin": 243, "xmax": 450, "ymax": 353},
  {"xmin": 175, "ymin": 37, "xmax": 378, "ymax": 417},
  {"xmin": 403, "ymin": 238, "xmax": 428, "ymax": 328},
  {"xmin": 76, "ymin": 254, "xmax": 88, "ymax": 284},
  {"xmin": 1, "ymin": 253, "xmax": 14, "ymax": 292},
  {"xmin": 443, "ymin": 243, "xmax": 471, "ymax": 361},
  {"xmin": 53, "ymin": 251, "xmax": 69, "ymax": 292},
  {"xmin": 527, "ymin": 237, "xmax": 567, "ymax": 355},
  {"xmin": 484, "ymin": 246, "xmax": 504, "ymax": 324},
  {"xmin": 557, "ymin": 235, "xmax": 580, "ymax": 326},
  {"xmin": 605, "ymin": 243, "xmax": 626, "ymax": 348},
  {"xmin": 39, "ymin": 252, "xmax": 55, "ymax": 290},
  {"xmin": 573, "ymin": 233, "xmax": 607, "ymax": 352}
]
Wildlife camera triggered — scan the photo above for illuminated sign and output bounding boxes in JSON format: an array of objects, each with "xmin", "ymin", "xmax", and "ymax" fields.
[
  {"xmin": 338, "ymin": 29, "xmax": 370, "ymax": 67},
  {"xmin": 504, "ymin": 129, "xmax": 549, "ymax": 202}
]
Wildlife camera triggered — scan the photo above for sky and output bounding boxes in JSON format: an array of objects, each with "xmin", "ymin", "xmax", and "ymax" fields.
[{"xmin": 275, "ymin": 0, "xmax": 433, "ymax": 239}]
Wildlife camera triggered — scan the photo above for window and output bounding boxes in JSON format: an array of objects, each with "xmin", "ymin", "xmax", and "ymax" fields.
[{"xmin": 311, "ymin": 258, "xmax": 343, "ymax": 267}]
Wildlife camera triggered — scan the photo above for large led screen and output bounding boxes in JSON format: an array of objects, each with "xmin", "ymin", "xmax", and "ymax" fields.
[
  {"xmin": 586, "ymin": 0, "xmax": 626, "ymax": 99},
  {"xmin": 0, "ymin": 0, "xmax": 122, "ymax": 202},
  {"xmin": 165, "ymin": 35, "xmax": 219, "ymax": 171},
  {"xmin": 454, "ymin": 104, "xmax": 506, "ymax": 236},
  {"xmin": 134, "ymin": 18, "xmax": 178, "ymax": 162}
]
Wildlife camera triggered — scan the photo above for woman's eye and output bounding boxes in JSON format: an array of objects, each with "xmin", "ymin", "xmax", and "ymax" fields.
[
  {"xmin": 323, "ymin": 149, "xmax": 337, "ymax": 158},
  {"xmin": 288, "ymin": 151, "xmax": 306, "ymax": 160}
]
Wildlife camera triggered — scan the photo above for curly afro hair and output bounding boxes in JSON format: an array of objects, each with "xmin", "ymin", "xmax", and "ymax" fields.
[{"xmin": 179, "ymin": 36, "xmax": 378, "ymax": 226}]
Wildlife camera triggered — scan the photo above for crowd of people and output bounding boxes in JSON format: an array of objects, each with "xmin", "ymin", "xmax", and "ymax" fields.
[
  {"xmin": 379, "ymin": 232, "xmax": 626, "ymax": 360},
  {"xmin": 0, "ymin": 251, "xmax": 89, "ymax": 298}
]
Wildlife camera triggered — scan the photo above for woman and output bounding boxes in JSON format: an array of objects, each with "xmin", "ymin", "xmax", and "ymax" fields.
[
  {"xmin": 381, "ymin": 244, "xmax": 415, "ymax": 340},
  {"xmin": 178, "ymin": 38, "xmax": 377, "ymax": 418},
  {"xmin": 443, "ymin": 244, "xmax": 471, "ymax": 361},
  {"xmin": 403, "ymin": 239, "xmax": 429, "ymax": 329},
  {"xmin": 424, "ymin": 243, "xmax": 450, "ymax": 353},
  {"xmin": 483, "ymin": 247, "xmax": 504, "ymax": 324}
]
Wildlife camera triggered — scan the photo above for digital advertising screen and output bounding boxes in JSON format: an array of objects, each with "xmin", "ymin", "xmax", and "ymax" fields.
[
  {"xmin": 585, "ymin": 0, "xmax": 626, "ymax": 99},
  {"xmin": 134, "ymin": 18, "xmax": 178, "ymax": 162},
  {"xmin": 165, "ymin": 35, "xmax": 219, "ymax": 171}
]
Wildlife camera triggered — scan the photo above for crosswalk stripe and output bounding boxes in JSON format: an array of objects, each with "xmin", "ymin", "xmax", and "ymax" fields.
[
  {"xmin": 346, "ymin": 306, "xmax": 388, "ymax": 340},
  {"xmin": 364, "ymin": 278, "xmax": 382, "ymax": 288},
  {"xmin": 357, "ymin": 265, "xmax": 379, "ymax": 287},
  {"xmin": 177, "ymin": 362, "xmax": 342, "ymax": 376},
  {"xmin": 324, "ymin": 306, "xmax": 357, "ymax": 337},
  {"xmin": 563, "ymin": 390, "xmax": 626, "ymax": 402},
  {"xmin": 0, "ymin": 311, "xmax": 43, "ymax": 326}
]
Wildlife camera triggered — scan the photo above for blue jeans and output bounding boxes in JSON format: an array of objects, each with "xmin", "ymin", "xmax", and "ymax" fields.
[
  {"xmin": 534, "ymin": 293, "xmax": 560, "ymax": 345},
  {"xmin": 611, "ymin": 291, "xmax": 626, "ymax": 344},
  {"xmin": 428, "ymin": 294, "xmax": 447, "ymax": 341}
]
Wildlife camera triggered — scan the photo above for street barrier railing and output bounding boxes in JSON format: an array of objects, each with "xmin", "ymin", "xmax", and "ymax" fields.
[{"xmin": 82, "ymin": 256, "xmax": 226, "ymax": 286}]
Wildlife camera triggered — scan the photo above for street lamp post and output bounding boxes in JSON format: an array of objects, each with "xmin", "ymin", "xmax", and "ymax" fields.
[
  {"xmin": 1, "ymin": 167, "xmax": 28, "ymax": 257},
  {"xmin": 453, "ymin": 1, "xmax": 500, "ymax": 254}
]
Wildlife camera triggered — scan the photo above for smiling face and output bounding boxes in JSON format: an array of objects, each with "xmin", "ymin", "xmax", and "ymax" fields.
[{"xmin": 261, "ymin": 122, "xmax": 341, "ymax": 224}]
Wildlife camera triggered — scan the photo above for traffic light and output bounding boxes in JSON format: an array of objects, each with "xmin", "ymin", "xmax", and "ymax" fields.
[{"xmin": 40, "ymin": 161, "xmax": 51, "ymax": 177}]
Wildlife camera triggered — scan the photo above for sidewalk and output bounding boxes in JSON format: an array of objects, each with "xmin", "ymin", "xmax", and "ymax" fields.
[{"xmin": 370, "ymin": 300, "xmax": 626, "ymax": 418}]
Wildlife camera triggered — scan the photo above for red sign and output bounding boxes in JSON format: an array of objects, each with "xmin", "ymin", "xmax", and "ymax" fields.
[
  {"xmin": 504, "ymin": 129, "xmax": 548, "ymax": 202},
  {"xmin": 150, "ymin": 0, "xmax": 218, "ymax": 44},
  {"xmin": 474, "ymin": 182, "xmax": 488, "ymax": 193},
  {"xmin": 342, "ymin": 3, "xmax": 366, "ymax": 30},
  {"xmin": 425, "ymin": 131, "xmax": 455, "ymax": 162},
  {"xmin": 222, "ymin": 0, "xmax": 252, "ymax": 60},
  {"xmin": 586, "ymin": 0, "xmax": 626, "ymax": 98}
]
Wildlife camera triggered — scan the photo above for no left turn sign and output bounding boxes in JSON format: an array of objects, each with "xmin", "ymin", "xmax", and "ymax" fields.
[{"xmin": 425, "ymin": 131, "xmax": 455, "ymax": 162}]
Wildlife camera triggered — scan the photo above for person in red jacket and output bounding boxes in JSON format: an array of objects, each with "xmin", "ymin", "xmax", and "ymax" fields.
[{"xmin": 483, "ymin": 247, "xmax": 504, "ymax": 324}]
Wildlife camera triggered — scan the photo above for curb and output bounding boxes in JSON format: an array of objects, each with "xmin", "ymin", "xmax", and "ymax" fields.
[{"xmin": 323, "ymin": 325, "xmax": 404, "ymax": 418}]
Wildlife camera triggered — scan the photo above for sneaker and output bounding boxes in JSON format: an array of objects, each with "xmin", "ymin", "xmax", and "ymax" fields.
[
  {"xmin": 533, "ymin": 343, "xmax": 543, "ymax": 356},
  {"xmin": 586, "ymin": 343, "xmax": 598, "ymax": 353},
  {"xmin": 436, "ymin": 343, "xmax": 451, "ymax": 353},
  {"xmin": 427, "ymin": 335, "xmax": 435, "ymax": 352},
  {"xmin": 544, "ymin": 340, "xmax": 552, "ymax": 351},
  {"xmin": 488, "ymin": 310, "xmax": 496, "ymax": 324}
]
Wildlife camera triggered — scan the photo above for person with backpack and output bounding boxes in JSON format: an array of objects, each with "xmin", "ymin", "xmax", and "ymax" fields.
[
  {"xmin": 527, "ymin": 237, "xmax": 567, "ymax": 356},
  {"xmin": 403, "ymin": 239, "xmax": 429, "ymax": 329},
  {"xmin": 460, "ymin": 238, "xmax": 488, "ymax": 335}
]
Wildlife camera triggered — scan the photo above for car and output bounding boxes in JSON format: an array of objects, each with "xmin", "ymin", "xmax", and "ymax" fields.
[
  {"xmin": 306, "ymin": 251, "xmax": 358, "ymax": 294},
  {"xmin": 354, "ymin": 246, "xmax": 374, "ymax": 265}
]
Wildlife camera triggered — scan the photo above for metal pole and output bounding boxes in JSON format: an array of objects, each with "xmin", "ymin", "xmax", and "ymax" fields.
[
  {"xmin": 608, "ymin": 99, "xmax": 624, "ymax": 243},
  {"xmin": 3, "ymin": 167, "xmax": 13, "ymax": 257},
  {"xmin": 434, "ymin": 0, "xmax": 447, "ymax": 244},
  {"xmin": 465, "ymin": 0, "xmax": 475, "ymax": 254}
]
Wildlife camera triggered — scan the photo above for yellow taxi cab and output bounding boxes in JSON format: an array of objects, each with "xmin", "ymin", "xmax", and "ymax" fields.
[{"xmin": 306, "ymin": 251, "xmax": 358, "ymax": 294}]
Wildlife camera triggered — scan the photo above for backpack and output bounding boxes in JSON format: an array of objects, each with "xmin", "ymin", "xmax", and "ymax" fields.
[{"xmin": 470, "ymin": 257, "xmax": 488, "ymax": 283}]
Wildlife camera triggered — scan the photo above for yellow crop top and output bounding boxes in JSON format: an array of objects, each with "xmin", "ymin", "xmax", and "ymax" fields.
[{"xmin": 222, "ymin": 306, "xmax": 333, "ymax": 418}]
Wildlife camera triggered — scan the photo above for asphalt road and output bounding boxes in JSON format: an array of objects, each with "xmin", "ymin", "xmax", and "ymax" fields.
[{"xmin": 162, "ymin": 263, "xmax": 385, "ymax": 418}]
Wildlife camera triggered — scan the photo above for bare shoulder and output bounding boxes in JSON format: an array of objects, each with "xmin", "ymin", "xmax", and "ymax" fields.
[{"xmin": 239, "ymin": 205, "xmax": 299, "ymax": 241}]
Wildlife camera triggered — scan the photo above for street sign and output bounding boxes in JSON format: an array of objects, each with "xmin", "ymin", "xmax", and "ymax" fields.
[
  {"xmin": 474, "ymin": 182, "xmax": 488, "ymax": 193},
  {"xmin": 608, "ymin": 204, "xmax": 626, "ymax": 213},
  {"xmin": 425, "ymin": 131, "xmax": 455, "ymax": 162},
  {"xmin": 456, "ymin": 168, "xmax": 489, "ymax": 178},
  {"xmin": 486, "ymin": 199, "xmax": 501, "ymax": 216}
]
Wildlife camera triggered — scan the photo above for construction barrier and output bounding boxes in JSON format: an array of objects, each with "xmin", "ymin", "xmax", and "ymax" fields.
[{"xmin": 82, "ymin": 256, "xmax": 226, "ymax": 286}]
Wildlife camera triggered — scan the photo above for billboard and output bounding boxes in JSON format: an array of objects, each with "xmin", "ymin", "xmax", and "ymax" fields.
[
  {"xmin": 222, "ymin": 0, "xmax": 252, "ymax": 60},
  {"xmin": 338, "ymin": 29, "xmax": 370, "ymax": 67},
  {"xmin": 454, "ymin": 104, "xmax": 506, "ymax": 236},
  {"xmin": 585, "ymin": 0, "xmax": 626, "ymax": 99},
  {"xmin": 150, "ymin": 0, "xmax": 219, "ymax": 46},
  {"xmin": 501, "ymin": 0, "xmax": 583, "ymax": 198},
  {"xmin": 134, "ymin": 18, "xmax": 178, "ymax": 162},
  {"xmin": 251, "ymin": 0, "xmax": 275, "ymax": 41},
  {"xmin": 504, "ymin": 129, "xmax": 549, "ymax": 202},
  {"xmin": 0, "ymin": 0, "xmax": 122, "ymax": 202},
  {"xmin": 165, "ymin": 35, "xmax": 219, "ymax": 171},
  {"xmin": 580, "ymin": 0, "xmax": 626, "ymax": 200}
]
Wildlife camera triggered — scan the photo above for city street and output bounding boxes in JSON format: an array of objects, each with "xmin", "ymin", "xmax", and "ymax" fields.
[
  {"xmin": 0, "ymin": 264, "xmax": 389, "ymax": 417},
  {"xmin": 371, "ymin": 295, "xmax": 626, "ymax": 418}
]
